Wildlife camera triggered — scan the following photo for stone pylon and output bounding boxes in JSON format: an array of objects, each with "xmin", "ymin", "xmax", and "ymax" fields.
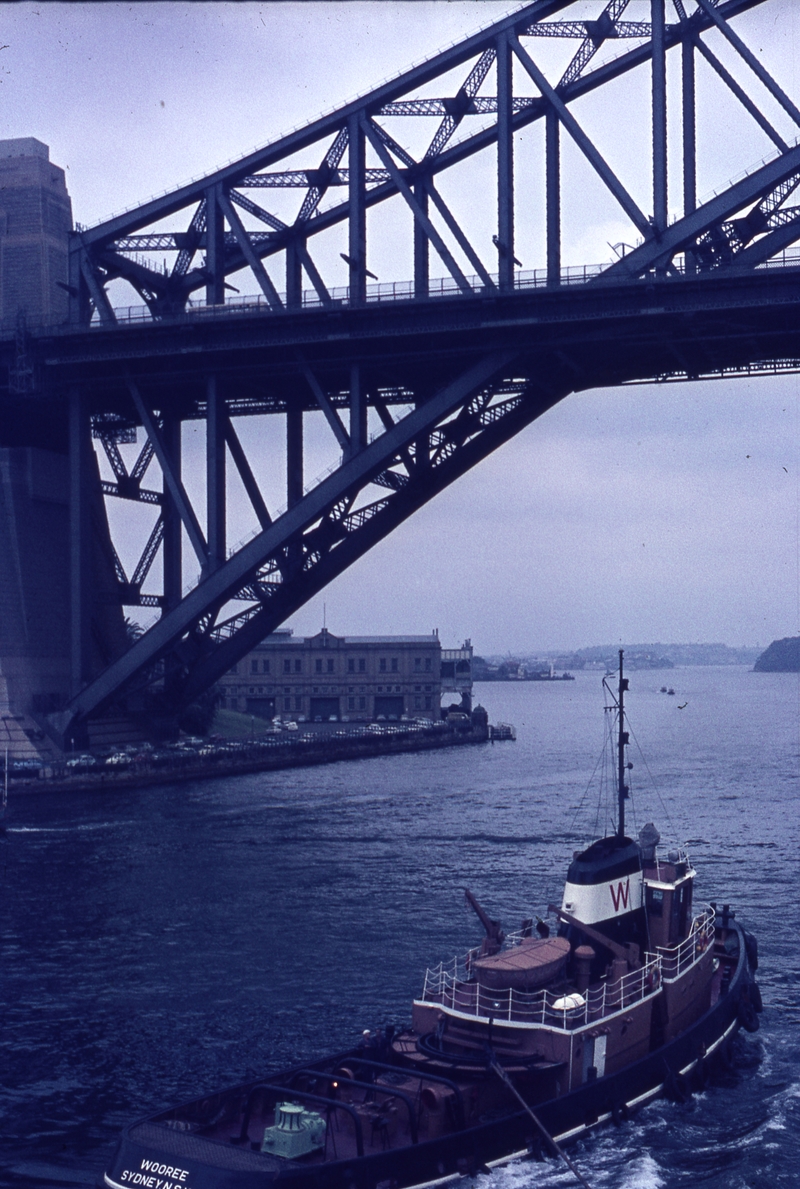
[{"xmin": 0, "ymin": 140, "xmax": 127, "ymax": 763}]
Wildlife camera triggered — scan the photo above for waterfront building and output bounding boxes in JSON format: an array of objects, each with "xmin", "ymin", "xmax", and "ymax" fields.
[{"xmin": 220, "ymin": 628, "xmax": 472, "ymax": 722}]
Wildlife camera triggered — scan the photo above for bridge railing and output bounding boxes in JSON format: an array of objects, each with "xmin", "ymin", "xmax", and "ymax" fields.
[
  {"xmin": 83, "ymin": 244, "xmax": 800, "ymax": 328},
  {"xmin": 93, "ymin": 262, "xmax": 611, "ymax": 327}
]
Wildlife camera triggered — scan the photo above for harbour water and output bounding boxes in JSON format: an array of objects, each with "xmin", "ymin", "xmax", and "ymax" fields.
[{"xmin": 1, "ymin": 666, "xmax": 797, "ymax": 1188}]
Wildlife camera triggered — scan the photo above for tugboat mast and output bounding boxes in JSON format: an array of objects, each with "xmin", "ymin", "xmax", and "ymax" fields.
[{"xmin": 617, "ymin": 649, "xmax": 629, "ymax": 840}]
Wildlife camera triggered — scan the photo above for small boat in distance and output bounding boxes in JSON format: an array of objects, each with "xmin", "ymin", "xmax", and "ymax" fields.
[
  {"xmin": 528, "ymin": 665, "xmax": 575, "ymax": 681},
  {"xmin": 101, "ymin": 652, "xmax": 761, "ymax": 1189}
]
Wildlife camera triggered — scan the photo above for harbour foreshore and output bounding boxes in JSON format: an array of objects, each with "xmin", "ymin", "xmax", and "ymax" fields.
[{"xmin": 6, "ymin": 721, "xmax": 494, "ymax": 795}]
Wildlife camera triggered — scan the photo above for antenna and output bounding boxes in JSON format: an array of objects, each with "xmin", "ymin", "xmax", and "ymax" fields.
[{"xmin": 617, "ymin": 649, "xmax": 630, "ymax": 839}]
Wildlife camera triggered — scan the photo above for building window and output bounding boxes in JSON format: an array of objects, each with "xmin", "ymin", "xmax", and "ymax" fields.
[
  {"xmin": 295, "ymin": 659, "xmax": 302, "ymax": 673},
  {"xmin": 312, "ymin": 686, "xmax": 319, "ymax": 693},
  {"xmin": 327, "ymin": 658, "xmax": 334, "ymax": 673},
  {"xmin": 315, "ymin": 658, "xmax": 323, "ymax": 673},
  {"xmin": 414, "ymin": 696, "xmax": 422, "ymax": 709},
  {"xmin": 284, "ymin": 697, "xmax": 291, "ymax": 711},
  {"xmin": 251, "ymin": 659, "xmax": 258, "ymax": 674},
  {"xmin": 263, "ymin": 659, "xmax": 270, "ymax": 674},
  {"xmin": 379, "ymin": 658, "xmax": 387, "ymax": 672},
  {"xmin": 348, "ymin": 658, "xmax": 355, "ymax": 673},
  {"xmin": 425, "ymin": 658, "xmax": 432, "ymax": 671},
  {"xmin": 284, "ymin": 687, "xmax": 290, "ymax": 694},
  {"xmin": 391, "ymin": 657, "xmax": 398, "ymax": 672},
  {"xmin": 358, "ymin": 697, "xmax": 366, "ymax": 710},
  {"xmin": 348, "ymin": 697, "xmax": 355, "ymax": 711},
  {"xmin": 414, "ymin": 685, "xmax": 421, "ymax": 692},
  {"xmin": 425, "ymin": 685, "xmax": 432, "ymax": 692},
  {"xmin": 359, "ymin": 658, "xmax": 366, "ymax": 672},
  {"xmin": 425, "ymin": 696, "xmax": 432, "ymax": 709},
  {"xmin": 295, "ymin": 696, "xmax": 302, "ymax": 711},
  {"xmin": 283, "ymin": 658, "xmax": 291, "ymax": 673},
  {"xmin": 414, "ymin": 657, "xmax": 421, "ymax": 671}
]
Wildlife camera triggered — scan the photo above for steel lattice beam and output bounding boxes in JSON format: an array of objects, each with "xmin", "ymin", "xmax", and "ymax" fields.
[{"xmin": 8, "ymin": 0, "xmax": 800, "ymax": 742}]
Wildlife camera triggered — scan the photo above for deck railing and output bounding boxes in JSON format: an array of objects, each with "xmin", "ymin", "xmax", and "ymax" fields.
[
  {"xmin": 84, "ymin": 245, "xmax": 800, "ymax": 329},
  {"xmin": 419, "ymin": 906, "xmax": 715, "ymax": 1031},
  {"xmin": 657, "ymin": 905, "xmax": 715, "ymax": 981}
]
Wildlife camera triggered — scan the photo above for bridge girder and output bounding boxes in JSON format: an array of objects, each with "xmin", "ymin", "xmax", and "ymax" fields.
[
  {"xmin": 49, "ymin": 260, "xmax": 800, "ymax": 736},
  {"xmin": 5, "ymin": 0, "xmax": 800, "ymax": 739}
]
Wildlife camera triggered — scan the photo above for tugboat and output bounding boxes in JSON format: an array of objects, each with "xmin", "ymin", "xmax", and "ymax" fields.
[{"xmin": 101, "ymin": 652, "xmax": 761, "ymax": 1189}]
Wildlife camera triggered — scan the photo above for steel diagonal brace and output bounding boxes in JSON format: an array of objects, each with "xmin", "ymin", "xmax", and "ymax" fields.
[
  {"xmin": 599, "ymin": 142, "xmax": 800, "ymax": 277},
  {"xmin": 131, "ymin": 515, "xmax": 165, "ymax": 588},
  {"xmin": 509, "ymin": 33, "xmax": 652, "ymax": 238},
  {"xmin": 217, "ymin": 190, "xmax": 284, "ymax": 311},
  {"xmin": 425, "ymin": 180, "xmax": 497, "ymax": 291},
  {"xmin": 125, "ymin": 375, "xmax": 209, "ymax": 567},
  {"xmin": 558, "ymin": 0, "xmax": 630, "ymax": 89},
  {"xmin": 228, "ymin": 189, "xmax": 332, "ymax": 307},
  {"xmin": 131, "ymin": 437, "xmax": 155, "ymax": 484},
  {"xmin": 725, "ymin": 213, "xmax": 800, "ymax": 268},
  {"xmin": 99, "ymin": 435, "xmax": 128, "ymax": 483},
  {"xmin": 79, "ymin": 253, "xmax": 117, "ymax": 326},
  {"xmin": 64, "ymin": 352, "xmax": 514, "ymax": 728},
  {"xmin": 172, "ymin": 199, "xmax": 206, "ymax": 279},
  {"xmin": 692, "ymin": 35, "xmax": 787, "ymax": 152},
  {"xmin": 297, "ymin": 126, "xmax": 349, "ymax": 223},
  {"xmin": 223, "ymin": 420, "xmax": 272, "ymax": 529},
  {"xmin": 694, "ymin": 0, "xmax": 800, "ymax": 129},
  {"xmin": 298, "ymin": 359, "xmax": 351, "ymax": 452},
  {"xmin": 363, "ymin": 120, "xmax": 493, "ymax": 287},
  {"xmin": 361, "ymin": 115, "xmax": 473, "ymax": 296},
  {"xmin": 424, "ymin": 47, "xmax": 496, "ymax": 161}
]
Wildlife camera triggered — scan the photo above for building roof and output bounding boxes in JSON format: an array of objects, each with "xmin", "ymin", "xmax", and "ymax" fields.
[
  {"xmin": 340, "ymin": 635, "xmax": 439, "ymax": 645},
  {"xmin": 254, "ymin": 633, "xmax": 440, "ymax": 647}
]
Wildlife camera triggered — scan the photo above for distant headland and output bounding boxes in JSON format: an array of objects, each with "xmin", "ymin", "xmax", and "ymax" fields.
[{"xmin": 753, "ymin": 637, "xmax": 800, "ymax": 672}]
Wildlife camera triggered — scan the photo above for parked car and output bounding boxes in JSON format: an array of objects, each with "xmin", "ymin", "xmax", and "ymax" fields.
[
  {"xmin": 105, "ymin": 752, "xmax": 132, "ymax": 768},
  {"xmin": 66, "ymin": 754, "xmax": 98, "ymax": 773}
]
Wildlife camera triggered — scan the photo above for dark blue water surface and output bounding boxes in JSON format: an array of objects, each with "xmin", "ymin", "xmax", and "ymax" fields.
[{"xmin": 1, "ymin": 667, "xmax": 798, "ymax": 1188}]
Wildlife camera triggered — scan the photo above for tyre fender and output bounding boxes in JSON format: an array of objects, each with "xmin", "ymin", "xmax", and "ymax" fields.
[
  {"xmin": 743, "ymin": 931, "xmax": 759, "ymax": 972},
  {"xmin": 738, "ymin": 997, "xmax": 759, "ymax": 1033}
]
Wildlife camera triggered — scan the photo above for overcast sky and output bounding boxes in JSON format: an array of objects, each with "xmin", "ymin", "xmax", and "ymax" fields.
[{"xmin": 4, "ymin": 1, "xmax": 798, "ymax": 654}]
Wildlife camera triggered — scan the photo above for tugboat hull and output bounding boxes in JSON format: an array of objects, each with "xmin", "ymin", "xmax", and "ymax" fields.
[{"xmin": 102, "ymin": 920, "xmax": 755, "ymax": 1189}]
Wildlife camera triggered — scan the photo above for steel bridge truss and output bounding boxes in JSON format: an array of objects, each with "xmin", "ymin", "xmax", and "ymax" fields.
[{"xmin": 60, "ymin": 0, "xmax": 800, "ymax": 736}]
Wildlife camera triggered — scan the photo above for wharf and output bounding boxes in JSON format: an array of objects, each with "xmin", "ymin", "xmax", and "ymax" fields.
[{"xmin": 7, "ymin": 721, "xmax": 492, "ymax": 796}]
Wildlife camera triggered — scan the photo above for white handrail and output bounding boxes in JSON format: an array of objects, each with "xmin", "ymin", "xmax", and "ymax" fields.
[{"xmin": 419, "ymin": 905, "xmax": 716, "ymax": 1029}]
